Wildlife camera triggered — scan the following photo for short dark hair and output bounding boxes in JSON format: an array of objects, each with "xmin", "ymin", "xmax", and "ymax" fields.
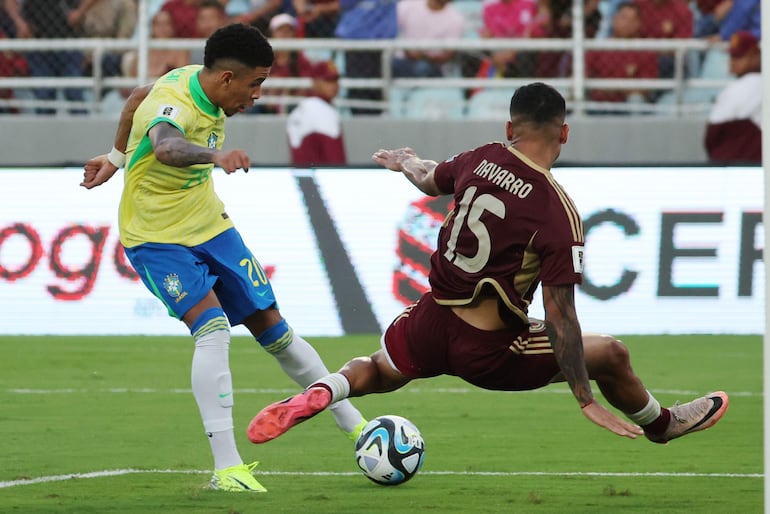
[
  {"xmin": 204, "ymin": 23, "xmax": 274, "ymax": 69},
  {"xmin": 509, "ymin": 82, "xmax": 566, "ymax": 125}
]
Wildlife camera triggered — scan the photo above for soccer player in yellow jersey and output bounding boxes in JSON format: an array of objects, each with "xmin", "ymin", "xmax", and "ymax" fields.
[{"xmin": 80, "ymin": 24, "xmax": 366, "ymax": 493}]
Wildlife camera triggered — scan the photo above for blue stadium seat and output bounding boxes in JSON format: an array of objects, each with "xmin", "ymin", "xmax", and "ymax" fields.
[
  {"xmin": 465, "ymin": 89, "xmax": 512, "ymax": 120},
  {"xmin": 452, "ymin": 0, "xmax": 484, "ymax": 39},
  {"xmin": 699, "ymin": 48, "xmax": 730, "ymax": 79},
  {"xmin": 403, "ymin": 87, "xmax": 466, "ymax": 120},
  {"xmin": 388, "ymin": 87, "xmax": 412, "ymax": 118}
]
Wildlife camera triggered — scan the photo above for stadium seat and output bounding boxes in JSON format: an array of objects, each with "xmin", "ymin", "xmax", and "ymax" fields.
[
  {"xmin": 699, "ymin": 48, "xmax": 730, "ymax": 80},
  {"xmin": 453, "ymin": 0, "xmax": 484, "ymax": 39},
  {"xmin": 465, "ymin": 89, "xmax": 512, "ymax": 120},
  {"xmin": 403, "ymin": 87, "xmax": 466, "ymax": 120},
  {"xmin": 388, "ymin": 87, "xmax": 412, "ymax": 118}
]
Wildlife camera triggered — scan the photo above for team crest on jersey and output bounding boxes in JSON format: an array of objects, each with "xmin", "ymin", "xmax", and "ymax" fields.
[
  {"xmin": 572, "ymin": 246, "xmax": 584, "ymax": 274},
  {"xmin": 158, "ymin": 104, "xmax": 180, "ymax": 120},
  {"xmin": 163, "ymin": 273, "xmax": 183, "ymax": 298},
  {"xmin": 207, "ymin": 132, "xmax": 219, "ymax": 149}
]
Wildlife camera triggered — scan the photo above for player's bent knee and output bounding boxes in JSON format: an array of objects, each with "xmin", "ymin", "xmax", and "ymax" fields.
[
  {"xmin": 256, "ymin": 319, "xmax": 293, "ymax": 354},
  {"xmin": 600, "ymin": 336, "xmax": 630, "ymax": 369}
]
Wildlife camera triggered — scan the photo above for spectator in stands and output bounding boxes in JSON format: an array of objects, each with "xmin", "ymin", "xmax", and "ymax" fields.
[
  {"xmin": 477, "ymin": 0, "xmax": 545, "ymax": 78},
  {"xmin": 692, "ymin": 0, "xmax": 720, "ymax": 38},
  {"xmin": 636, "ymin": 0, "xmax": 693, "ymax": 39},
  {"xmin": 335, "ymin": 0, "xmax": 397, "ymax": 115},
  {"xmin": 4, "ymin": 0, "xmax": 99, "ymax": 114},
  {"xmin": 704, "ymin": 0, "xmax": 760, "ymax": 42},
  {"xmin": 82, "ymin": 0, "xmax": 137, "ymax": 77},
  {"xmin": 585, "ymin": 2, "xmax": 658, "ymax": 110},
  {"xmin": 293, "ymin": 0, "xmax": 339, "ymax": 38},
  {"xmin": 82, "ymin": 0, "xmax": 136, "ymax": 39},
  {"xmin": 122, "ymin": 10, "xmax": 190, "ymax": 79},
  {"xmin": 232, "ymin": 0, "xmax": 282, "ymax": 35},
  {"xmin": 635, "ymin": 0, "xmax": 693, "ymax": 78},
  {"xmin": 286, "ymin": 60, "xmax": 346, "ymax": 166},
  {"xmin": 257, "ymin": 12, "xmax": 313, "ymax": 113},
  {"xmin": 537, "ymin": 0, "xmax": 602, "ymax": 77},
  {"xmin": 99, "ymin": 45, "xmax": 135, "ymax": 115},
  {"xmin": 159, "ymin": 0, "xmax": 201, "ymax": 38},
  {"xmin": 0, "ymin": 25, "xmax": 27, "ymax": 113},
  {"xmin": 393, "ymin": 0, "xmax": 464, "ymax": 78},
  {"xmin": 704, "ymin": 30, "xmax": 761, "ymax": 164},
  {"xmin": 189, "ymin": 0, "xmax": 228, "ymax": 64}
]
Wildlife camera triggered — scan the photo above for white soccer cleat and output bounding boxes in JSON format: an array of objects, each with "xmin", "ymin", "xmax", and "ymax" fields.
[{"xmin": 645, "ymin": 391, "xmax": 729, "ymax": 444}]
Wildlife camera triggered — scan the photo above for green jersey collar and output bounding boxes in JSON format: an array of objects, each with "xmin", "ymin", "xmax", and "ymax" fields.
[{"xmin": 190, "ymin": 70, "xmax": 220, "ymax": 117}]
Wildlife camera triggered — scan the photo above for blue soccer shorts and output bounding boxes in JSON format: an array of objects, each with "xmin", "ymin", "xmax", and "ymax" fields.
[{"xmin": 123, "ymin": 228, "xmax": 278, "ymax": 325}]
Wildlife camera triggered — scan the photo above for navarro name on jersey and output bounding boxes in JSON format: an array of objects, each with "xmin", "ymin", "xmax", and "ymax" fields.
[{"xmin": 472, "ymin": 159, "xmax": 534, "ymax": 198}]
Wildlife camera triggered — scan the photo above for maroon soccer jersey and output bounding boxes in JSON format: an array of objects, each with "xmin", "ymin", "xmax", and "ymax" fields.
[{"xmin": 429, "ymin": 142, "xmax": 584, "ymax": 323}]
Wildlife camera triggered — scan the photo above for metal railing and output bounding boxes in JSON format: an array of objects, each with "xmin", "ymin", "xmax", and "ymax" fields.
[{"xmin": 0, "ymin": 4, "xmax": 728, "ymax": 117}]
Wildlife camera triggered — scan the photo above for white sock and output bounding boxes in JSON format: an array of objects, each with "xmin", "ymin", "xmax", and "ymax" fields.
[
  {"xmin": 314, "ymin": 373, "xmax": 351, "ymax": 403},
  {"xmin": 192, "ymin": 329, "xmax": 242, "ymax": 470},
  {"xmin": 273, "ymin": 334, "xmax": 364, "ymax": 433},
  {"xmin": 627, "ymin": 390, "xmax": 662, "ymax": 425}
]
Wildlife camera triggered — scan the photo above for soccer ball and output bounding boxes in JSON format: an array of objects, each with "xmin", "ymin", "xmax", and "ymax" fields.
[{"xmin": 354, "ymin": 415, "xmax": 425, "ymax": 486}]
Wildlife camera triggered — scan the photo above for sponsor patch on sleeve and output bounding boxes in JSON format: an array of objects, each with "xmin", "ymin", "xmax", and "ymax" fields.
[
  {"xmin": 158, "ymin": 104, "xmax": 180, "ymax": 120},
  {"xmin": 572, "ymin": 245, "xmax": 584, "ymax": 274}
]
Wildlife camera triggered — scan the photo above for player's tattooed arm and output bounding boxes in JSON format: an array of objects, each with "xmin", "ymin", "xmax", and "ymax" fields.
[
  {"xmin": 372, "ymin": 147, "xmax": 442, "ymax": 196},
  {"xmin": 149, "ymin": 122, "xmax": 217, "ymax": 167},
  {"xmin": 149, "ymin": 123, "xmax": 251, "ymax": 173},
  {"xmin": 542, "ymin": 284, "xmax": 593, "ymax": 408}
]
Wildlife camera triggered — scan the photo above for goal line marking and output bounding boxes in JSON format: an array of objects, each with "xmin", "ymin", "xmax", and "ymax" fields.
[{"xmin": 0, "ymin": 469, "xmax": 762, "ymax": 489}]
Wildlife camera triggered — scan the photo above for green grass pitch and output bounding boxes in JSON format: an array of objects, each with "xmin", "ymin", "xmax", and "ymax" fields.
[{"xmin": 0, "ymin": 335, "xmax": 762, "ymax": 513}]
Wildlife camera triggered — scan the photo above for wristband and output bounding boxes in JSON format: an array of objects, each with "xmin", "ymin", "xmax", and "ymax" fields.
[
  {"xmin": 580, "ymin": 399, "xmax": 594, "ymax": 409},
  {"xmin": 107, "ymin": 146, "xmax": 126, "ymax": 168}
]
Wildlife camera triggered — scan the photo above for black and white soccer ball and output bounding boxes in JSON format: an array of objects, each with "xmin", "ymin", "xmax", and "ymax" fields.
[{"xmin": 354, "ymin": 415, "xmax": 425, "ymax": 486}]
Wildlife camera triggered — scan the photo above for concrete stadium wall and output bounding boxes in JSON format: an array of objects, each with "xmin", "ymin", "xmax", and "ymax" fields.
[{"xmin": 1, "ymin": 116, "xmax": 709, "ymax": 166}]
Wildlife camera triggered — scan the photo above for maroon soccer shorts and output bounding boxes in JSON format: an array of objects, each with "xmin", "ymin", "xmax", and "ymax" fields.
[{"xmin": 382, "ymin": 292, "xmax": 562, "ymax": 391}]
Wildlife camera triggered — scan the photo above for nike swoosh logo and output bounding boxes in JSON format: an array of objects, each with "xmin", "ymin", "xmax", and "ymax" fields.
[
  {"xmin": 231, "ymin": 476, "xmax": 254, "ymax": 490},
  {"xmin": 256, "ymin": 290, "xmax": 269, "ymax": 297},
  {"xmin": 686, "ymin": 396, "xmax": 724, "ymax": 432},
  {"xmin": 219, "ymin": 392, "xmax": 232, "ymax": 399}
]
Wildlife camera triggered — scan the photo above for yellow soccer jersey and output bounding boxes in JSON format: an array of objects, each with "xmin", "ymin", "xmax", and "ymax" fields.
[{"xmin": 119, "ymin": 65, "xmax": 234, "ymax": 248}]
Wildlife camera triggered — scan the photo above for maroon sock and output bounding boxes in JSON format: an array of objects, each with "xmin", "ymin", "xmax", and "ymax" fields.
[{"xmin": 642, "ymin": 408, "xmax": 671, "ymax": 435}]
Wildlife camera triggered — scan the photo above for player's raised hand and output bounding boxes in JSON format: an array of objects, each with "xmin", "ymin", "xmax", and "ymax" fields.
[
  {"xmin": 372, "ymin": 147, "xmax": 416, "ymax": 172},
  {"xmin": 81, "ymin": 154, "xmax": 119, "ymax": 189},
  {"xmin": 213, "ymin": 149, "xmax": 250, "ymax": 174},
  {"xmin": 581, "ymin": 401, "xmax": 643, "ymax": 439}
]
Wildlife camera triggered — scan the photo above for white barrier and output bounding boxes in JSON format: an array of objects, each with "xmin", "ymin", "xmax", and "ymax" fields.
[{"xmin": 0, "ymin": 166, "xmax": 762, "ymax": 335}]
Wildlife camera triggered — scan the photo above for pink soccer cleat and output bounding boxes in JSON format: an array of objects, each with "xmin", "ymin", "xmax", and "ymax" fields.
[{"xmin": 247, "ymin": 387, "xmax": 332, "ymax": 444}]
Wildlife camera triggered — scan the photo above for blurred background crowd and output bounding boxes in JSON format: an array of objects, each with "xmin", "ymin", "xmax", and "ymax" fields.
[{"xmin": 0, "ymin": 0, "xmax": 761, "ymax": 162}]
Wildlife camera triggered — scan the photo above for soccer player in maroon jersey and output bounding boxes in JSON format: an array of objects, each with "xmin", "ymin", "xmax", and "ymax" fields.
[{"xmin": 247, "ymin": 82, "xmax": 729, "ymax": 446}]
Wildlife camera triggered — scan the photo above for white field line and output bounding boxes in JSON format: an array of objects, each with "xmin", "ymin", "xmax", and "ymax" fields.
[
  {"xmin": 2, "ymin": 387, "xmax": 762, "ymax": 397},
  {"xmin": 0, "ymin": 469, "xmax": 762, "ymax": 489}
]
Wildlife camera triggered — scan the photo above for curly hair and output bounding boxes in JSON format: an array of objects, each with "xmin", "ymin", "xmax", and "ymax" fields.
[{"xmin": 204, "ymin": 23, "xmax": 274, "ymax": 69}]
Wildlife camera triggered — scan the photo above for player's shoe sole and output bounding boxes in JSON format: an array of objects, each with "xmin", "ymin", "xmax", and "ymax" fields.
[
  {"xmin": 646, "ymin": 391, "xmax": 729, "ymax": 444},
  {"xmin": 247, "ymin": 387, "xmax": 332, "ymax": 444}
]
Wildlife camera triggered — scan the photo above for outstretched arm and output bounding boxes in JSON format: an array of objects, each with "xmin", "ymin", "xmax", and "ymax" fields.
[
  {"xmin": 81, "ymin": 83, "xmax": 153, "ymax": 189},
  {"xmin": 149, "ymin": 122, "xmax": 251, "ymax": 174},
  {"xmin": 543, "ymin": 283, "xmax": 641, "ymax": 439},
  {"xmin": 372, "ymin": 147, "xmax": 442, "ymax": 196}
]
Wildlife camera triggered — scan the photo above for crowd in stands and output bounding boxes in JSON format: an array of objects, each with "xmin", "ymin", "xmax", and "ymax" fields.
[{"xmin": 0, "ymin": 0, "xmax": 761, "ymax": 130}]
